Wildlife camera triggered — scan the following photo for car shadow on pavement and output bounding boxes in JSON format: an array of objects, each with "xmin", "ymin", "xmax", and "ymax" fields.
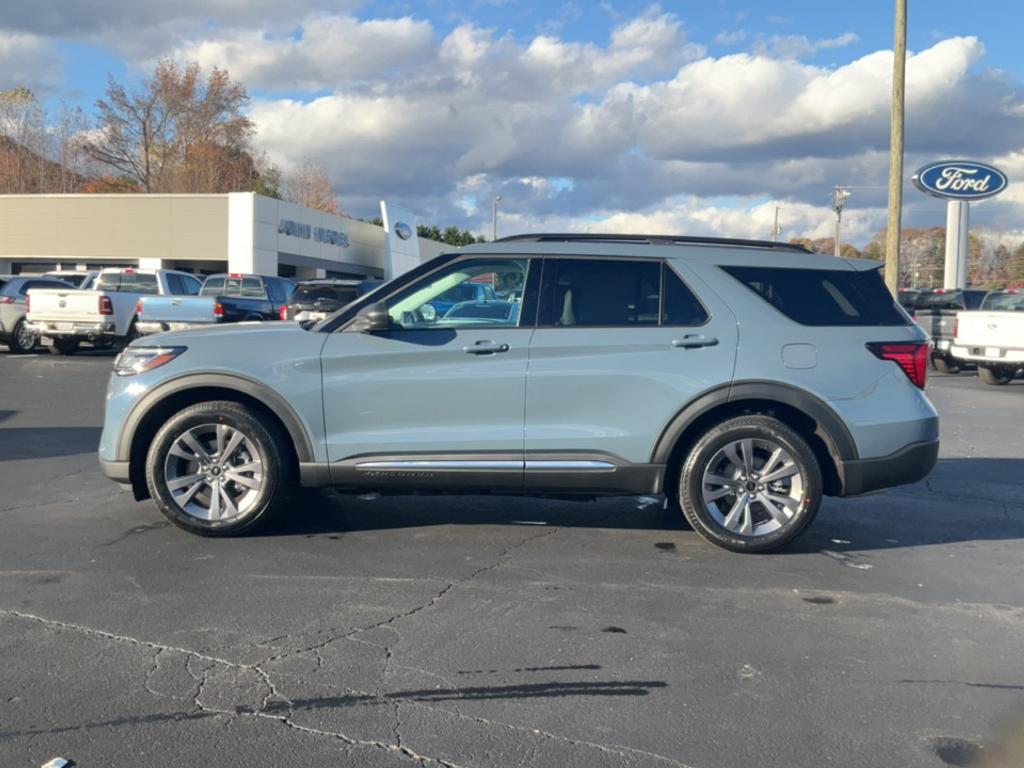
[
  {"xmin": 0, "ymin": 426, "xmax": 103, "ymax": 461},
  {"xmin": 267, "ymin": 458, "xmax": 1024, "ymax": 552}
]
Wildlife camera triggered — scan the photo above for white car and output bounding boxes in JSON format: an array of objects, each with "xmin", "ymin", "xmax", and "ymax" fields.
[
  {"xmin": 950, "ymin": 290, "xmax": 1024, "ymax": 384},
  {"xmin": 26, "ymin": 268, "xmax": 202, "ymax": 355}
]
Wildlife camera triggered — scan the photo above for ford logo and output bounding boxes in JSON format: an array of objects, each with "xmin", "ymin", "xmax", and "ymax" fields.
[
  {"xmin": 912, "ymin": 160, "xmax": 1008, "ymax": 201},
  {"xmin": 394, "ymin": 222, "xmax": 413, "ymax": 240},
  {"xmin": 58, "ymin": 299, "xmax": 66, "ymax": 309}
]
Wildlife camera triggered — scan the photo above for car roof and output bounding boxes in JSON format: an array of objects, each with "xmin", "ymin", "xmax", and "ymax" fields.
[{"xmin": 455, "ymin": 233, "xmax": 874, "ymax": 270}]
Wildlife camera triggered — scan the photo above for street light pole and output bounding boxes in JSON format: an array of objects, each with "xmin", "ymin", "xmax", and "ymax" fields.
[
  {"xmin": 832, "ymin": 187, "xmax": 851, "ymax": 258},
  {"xmin": 884, "ymin": 0, "xmax": 907, "ymax": 292},
  {"xmin": 492, "ymin": 195, "xmax": 502, "ymax": 242}
]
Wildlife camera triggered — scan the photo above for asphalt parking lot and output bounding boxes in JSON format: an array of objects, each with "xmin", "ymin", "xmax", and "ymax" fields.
[{"xmin": 1, "ymin": 351, "xmax": 1022, "ymax": 768}]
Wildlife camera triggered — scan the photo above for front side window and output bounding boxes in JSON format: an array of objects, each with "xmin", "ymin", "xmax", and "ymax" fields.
[{"xmin": 386, "ymin": 259, "xmax": 530, "ymax": 329}]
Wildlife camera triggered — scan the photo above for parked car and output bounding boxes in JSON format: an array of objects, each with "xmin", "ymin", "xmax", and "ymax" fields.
[
  {"xmin": 43, "ymin": 270, "xmax": 99, "ymax": 290},
  {"xmin": 950, "ymin": 289, "xmax": 1024, "ymax": 385},
  {"xmin": 136, "ymin": 273, "xmax": 295, "ymax": 336},
  {"xmin": 283, "ymin": 278, "xmax": 380, "ymax": 323},
  {"xmin": 99, "ymin": 234, "xmax": 939, "ymax": 553},
  {"xmin": 439, "ymin": 299, "xmax": 521, "ymax": 325},
  {"xmin": 0, "ymin": 276, "xmax": 74, "ymax": 353},
  {"xmin": 898, "ymin": 288, "xmax": 922, "ymax": 313},
  {"xmin": 426, "ymin": 280, "xmax": 496, "ymax": 317},
  {"xmin": 912, "ymin": 288, "xmax": 989, "ymax": 373},
  {"xmin": 26, "ymin": 268, "xmax": 203, "ymax": 355}
]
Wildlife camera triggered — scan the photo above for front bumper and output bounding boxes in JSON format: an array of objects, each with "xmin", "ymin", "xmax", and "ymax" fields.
[
  {"xmin": 28, "ymin": 320, "xmax": 115, "ymax": 339},
  {"xmin": 99, "ymin": 458, "xmax": 131, "ymax": 485},
  {"xmin": 838, "ymin": 439, "xmax": 939, "ymax": 496},
  {"xmin": 950, "ymin": 345, "xmax": 1024, "ymax": 365}
]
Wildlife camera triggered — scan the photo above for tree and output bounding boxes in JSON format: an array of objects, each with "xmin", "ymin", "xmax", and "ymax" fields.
[
  {"xmin": 84, "ymin": 59, "xmax": 254, "ymax": 193},
  {"xmin": 282, "ymin": 158, "xmax": 343, "ymax": 214},
  {"xmin": 788, "ymin": 237, "xmax": 860, "ymax": 259},
  {"xmin": 0, "ymin": 87, "xmax": 48, "ymax": 193}
]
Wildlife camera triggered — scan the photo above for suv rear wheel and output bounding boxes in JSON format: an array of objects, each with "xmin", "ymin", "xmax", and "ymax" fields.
[
  {"xmin": 145, "ymin": 401, "xmax": 286, "ymax": 536},
  {"xmin": 677, "ymin": 415, "xmax": 822, "ymax": 553}
]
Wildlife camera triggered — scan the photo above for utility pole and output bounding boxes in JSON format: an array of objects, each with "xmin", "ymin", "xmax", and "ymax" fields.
[
  {"xmin": 771, "ymin": 205, "xmax": 781, "ymax": 242},
  {"xmin": 491, "ymin": 195, "xmax": 502, "ymax": 241},
  {"xmin": 832, "ymin": 187, "xmax": 851, "ymax": 258},
  {"xmin": 884, "ymin": 0, "xmax": 907, "ymax": 292}
]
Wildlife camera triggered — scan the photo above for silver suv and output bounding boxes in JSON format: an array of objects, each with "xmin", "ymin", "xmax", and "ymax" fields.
[{"xmin": 99, "ymin": 235, "xmax": 939, "ymax": 552}]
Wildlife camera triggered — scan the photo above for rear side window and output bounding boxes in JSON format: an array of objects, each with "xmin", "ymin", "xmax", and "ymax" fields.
[
  {"xmin": 723, "ymin": 266, "xmax": 908, "ymax": 326},
  {"xmin": 663, "ymin": 265, "xmax": 709, "ymax": 326},
  {"xmin": 541, "ymin": 259, "xmax": 661, "ymax": 326},
  {"xmin": 981, "ymin": 293, "xmax": 1024, "ymax": 311}
]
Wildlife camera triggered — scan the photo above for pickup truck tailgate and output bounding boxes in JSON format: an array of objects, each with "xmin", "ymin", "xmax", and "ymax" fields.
[
  {"xmin": 955, "ymin": 311, "xmax": 1024, "ymax": 348},
  {"xmin": 27, "ymin": 289, "xmax": 101, "ymax": 323},
  {"xmin": 139, "ymin": 296, "xmax": 217, "ymax": 324}
]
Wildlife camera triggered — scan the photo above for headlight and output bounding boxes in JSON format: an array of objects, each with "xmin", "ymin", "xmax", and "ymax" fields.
[{"xmin": 113, "ymin": 346, "xmax": 186, "ymax": 376}]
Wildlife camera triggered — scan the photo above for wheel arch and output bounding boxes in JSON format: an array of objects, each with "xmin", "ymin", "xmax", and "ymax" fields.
[
  {"xmin": 653, "ymin": 381, "xmax": 857, "ymax": 498},
  {"xmin": 121, "ymin": 374, "xmax": 313, "ymax": 500}
]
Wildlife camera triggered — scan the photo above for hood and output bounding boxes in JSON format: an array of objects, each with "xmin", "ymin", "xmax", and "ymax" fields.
[{"xmin": 130, "ymin": 321, "xmax": 315, "ymax": 348}]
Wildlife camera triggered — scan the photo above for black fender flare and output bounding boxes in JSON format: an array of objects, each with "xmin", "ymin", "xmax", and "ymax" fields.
[
  {"xmin": 116, "ymin": 372, "xmax": 316, "ymax": 464},
  {"xmin": 650, "ymin": 380, "xmax": 859, "ymax": 465}
]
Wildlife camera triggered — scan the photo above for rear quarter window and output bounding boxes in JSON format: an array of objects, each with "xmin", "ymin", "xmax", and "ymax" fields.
[{"xmin": 722, "ymin": 266, "xmax": 908, "ymax": 327}]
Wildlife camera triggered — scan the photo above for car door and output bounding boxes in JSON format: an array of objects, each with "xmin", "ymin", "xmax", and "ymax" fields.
[
  {"xmin": 320, "ymin": 255, "xmax": 539, "ymax": 490},
  {"xmin": 524, "ymin": 256, "xmax": 738, "ymax": 484}
]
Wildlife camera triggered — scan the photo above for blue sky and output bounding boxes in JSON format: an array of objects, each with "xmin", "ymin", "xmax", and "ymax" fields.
[{"xmin": 4, "ymin": 1, "xmax": 1024, "ymax": 244}]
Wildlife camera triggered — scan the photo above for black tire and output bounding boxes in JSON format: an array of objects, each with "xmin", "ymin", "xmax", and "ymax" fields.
[
  {"xmin": 7, "ymin": 319, "xmax": 37, "ymax": 354},
  {"xmin": 978, "ymin": 364, "xmax": 1014, "ymax": 386},
  {"xmin": 145, "ymin": 400, "xmax": 287, "ymax": 536},
  {"xmin": 48, "ymin": 338, "xmax": 80, "ymax": 356},
  {"xmin": 676, "ymin": 415, "xmax": 823, "ymax": 553},
  {"xmin": 930, "ymin": 354, "xmax": 960, "ymax": 375}
]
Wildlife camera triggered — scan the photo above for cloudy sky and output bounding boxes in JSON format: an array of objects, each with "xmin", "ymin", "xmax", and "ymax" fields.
[{"xmin": 3, "ymin": 0, "xmax": 1024, "ymax": 245}]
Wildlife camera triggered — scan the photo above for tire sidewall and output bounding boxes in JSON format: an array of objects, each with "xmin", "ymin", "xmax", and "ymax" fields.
[
  {"xmin": 145, "ymin": 403, "xmax": 282, "ymax": 536},
  {"xmin": 680, "ymin": 417, "xmax": 822, "ymax": 553},
  {"xmin": 9, "ymin": 319, "xmax": 36, "ymax": 354}
]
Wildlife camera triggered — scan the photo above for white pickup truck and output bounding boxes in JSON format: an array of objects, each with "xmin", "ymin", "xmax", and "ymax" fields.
[
  {"xmin": 950, "ymin": 290, "xmax": 1024, "ymax": 385},
  {"xmin": 26, "ymin": 267, "xmax": 203, "ymax": 355}
]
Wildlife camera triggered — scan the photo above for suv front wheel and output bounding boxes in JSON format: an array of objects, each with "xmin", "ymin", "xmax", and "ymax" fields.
[
  {"xmin": 678, "ymin": 415, "xmax": 823, "ymax": 553},
  {"xmin": 145, "ymin": 401, "xmax": 286, "ymax": 536}
]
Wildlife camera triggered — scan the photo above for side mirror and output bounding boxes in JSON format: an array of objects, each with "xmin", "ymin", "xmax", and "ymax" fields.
[{"xmin": 349, "ymin": 300, "xmax": 390, "ymax": 333}]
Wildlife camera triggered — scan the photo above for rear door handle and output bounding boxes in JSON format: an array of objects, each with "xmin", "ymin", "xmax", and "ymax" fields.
[
  {"xmin": 672, "ymin": 334, "xmax": 719, "ymax": 349},
  {"xmin": 463, "ymin": 341, "xmax": 510, "ymax": 355}
]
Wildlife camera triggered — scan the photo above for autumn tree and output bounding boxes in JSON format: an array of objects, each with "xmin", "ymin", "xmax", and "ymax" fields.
[
  {"xmin": 282, "ymin": 158, "xmax": 343, "ymax": 214},
  {"xmin": 0, "ymin": 87, "xmax": 89, "ymax": 193},
  {"xmin": 84, "ymin": 59, "xmax": 255, "ymax": 193}
]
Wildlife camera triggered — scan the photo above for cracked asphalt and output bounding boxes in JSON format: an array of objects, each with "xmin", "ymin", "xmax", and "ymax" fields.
[{"xmin": 1, "ymin": 352, "xmax": 1023, "ymax": 768}]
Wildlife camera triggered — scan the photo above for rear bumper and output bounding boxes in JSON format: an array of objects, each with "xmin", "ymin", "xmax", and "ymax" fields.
[
  {"xmin": 28, "ymin": 320, "xmax": 115, "ymax": 339},
  {"xmin": 950, "ymin": 345, "xmax": 1024, "ymax": 364},
  {"xmin": 136, "ymin": 320, "xmax": 217, "ymax": 335},
  {"xmin": 838, "ymin": 439, "xmax": 939, "ymax": 496}
]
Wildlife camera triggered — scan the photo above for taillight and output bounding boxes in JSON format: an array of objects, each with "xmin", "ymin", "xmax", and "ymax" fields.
[
  {"xmin": 867, "ymin": 342, "xmax": 929, "ymax": 389},
  {"xmin": 136, "ymin": 299, "xmax": 143, "ymax": 316},
  {"xmin": 99, "ymin": 296, "xmax": 114, "ymax": 315},
  {"xmin": 214, "ymin": 302, "xmax": 223, "ymax": 317},
  {"xmin": 0, "ymin": 296, "xmax": 14, "ymax": 304},
  {"xmin": 953, "ymin": 317, "xmax": 959, "ymax": 339},
  {"xmin": 279, "ymin": 305, "xmax": 288, "ymax": 321}
]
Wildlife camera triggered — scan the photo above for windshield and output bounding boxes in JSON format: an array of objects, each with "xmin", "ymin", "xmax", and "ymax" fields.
[
  {"xmin": 981, "ymin": 292, "xmax": 1024, "ymax": 311},
  {"xmin": 95, "ymin": 271, "xmax": 160, "ymax": 294}
]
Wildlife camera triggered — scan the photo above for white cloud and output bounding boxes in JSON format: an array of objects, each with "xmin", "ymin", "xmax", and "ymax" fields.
[
  {"xmin": 715, "ymin": 30, "xmax": 747, "ymax": 45},
  {"xmin": 755, "ymin": 32, "xmax": 859, "ymax": 59},
  {"xmin": 0, "ymin": 30, "xmax": 61, "ymax": 93}
]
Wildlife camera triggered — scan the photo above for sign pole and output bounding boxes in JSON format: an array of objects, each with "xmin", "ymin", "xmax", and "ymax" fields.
[
  {"xmin": 943, "ymin": 200, "xmax": 970, "ymax": 289},
  {"xmin": 884, "ymin": 0, "xmax": 907, "ymax": 293}
]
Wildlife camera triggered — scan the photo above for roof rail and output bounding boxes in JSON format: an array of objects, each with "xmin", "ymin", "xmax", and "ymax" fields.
[{"xmin": 495, "ymin": 233, "xmax": 813, "ymax": 253}]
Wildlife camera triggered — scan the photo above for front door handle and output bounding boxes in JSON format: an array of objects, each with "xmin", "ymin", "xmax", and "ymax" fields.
[
  {"xmin": 672, "ymin": 334, "xmax": 719, "ymax": 349},
  {"xmin": 463, "ymin": 340, "xmax": 510, "ymax": 355}
]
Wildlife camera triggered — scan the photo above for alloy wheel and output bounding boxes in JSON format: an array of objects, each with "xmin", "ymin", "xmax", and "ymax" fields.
[
  {"xmin": 163, "ymin": 423, "xmax": 264, "ymax": 522},
  {"xmin": 701, "ymin": 438, "xmax": 805, "ymax": 537}
]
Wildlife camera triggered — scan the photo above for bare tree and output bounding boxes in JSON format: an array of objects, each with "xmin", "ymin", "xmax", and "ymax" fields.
[
  {"xmin": 282, "ymin": 158, "xmax": 344, "ymax": 215},
  {"xmin": 84, "ymin": 59, "xmax": 254, "ymax": 193},
  {"xmin": 0, "ymin": 86, "xmax": 48, "ymax": 193}
]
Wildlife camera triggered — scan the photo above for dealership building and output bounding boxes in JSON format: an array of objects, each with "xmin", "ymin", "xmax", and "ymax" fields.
[{"xmin": 0, "ymin": 193, "xmax": 447, "ymax": 280}]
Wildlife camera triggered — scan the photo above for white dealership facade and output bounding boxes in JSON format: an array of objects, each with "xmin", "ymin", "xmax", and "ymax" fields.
[{"xmin": 0, "ymin": 193, "xmax": 447, "ymax": 279}]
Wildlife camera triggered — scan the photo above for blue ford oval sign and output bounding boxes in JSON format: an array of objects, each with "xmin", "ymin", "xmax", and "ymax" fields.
[
  {"xmin": 912, "ymin": 160, "xmax": 1008, "ymax": 201},
  {"xmin": 394, "ymin": 221, "xmax": 413, "ymax": 240}
]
